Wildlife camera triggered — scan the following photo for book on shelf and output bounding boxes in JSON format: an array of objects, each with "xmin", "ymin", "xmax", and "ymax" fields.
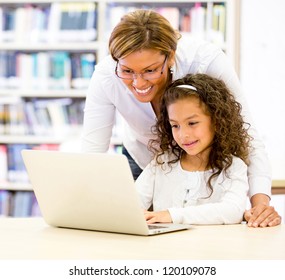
[
  {"xmin": 71, "ymin": 52, "xmax": 96, "ymax": 89},
  {"xmin": 156, "ymin": 7, "xmax": 180, "ymax": 30},
  {"xmin": 0, "ymin": 2, "xmax": 97, "ymax": 43},
  {"xmin": 7, "ymin": 144, "xmax": 30, "ymax": 183},
  {"xmin": 0, "ymin": 4, "xmax": 50, "ymax": 43},
  {"xmin": 0, "ymin": 190, "xmax": 41, "ymax": 217},
  {"xmin": 0, "ymin": 103, "xmax": 5, "ymax": 134},
  {"xmin": 25, "ymin": 98, "xmax": 85, "ymax": 136},
  {"xmin": 24, "ymin": 100, "xmax": 44, "ymax": 135},
  {"xmin": 49, "ymin": 52, "xmax": 71, "ymax": 90},
  {"xmin": 106, "ymin": 6, "xmax": 180, "ymax": 35},
  {"xmin": 0, "ymin": 51, "xmax": 20, "ymax": 89},
  {"xmin": 0, "ymin": 51, "xmax": 95, "ymax": 90},
  {"xmin": 105, "ymin": 2, "xmax": 226, "ymax": 49},
  {"xmin": 0, "ymin": 190, "xmax": 12, "ymax": 216},
  {"xmin": 48, "ymin": 2, "xmax": 97, "ymax": 42},
  {"xmin": 0, "ymin": 6, "xmax": 15, "ymax": 42},
  {"xmin": 0, "ymin": 145, "xmax": 8, "ymax": 183},
  {"xmin": 13, "ymin": 191, "xmax": 32, "ymax": 217},
  {"xmin": 0, "ymin": 143, "xmax": 60, "ymax": 184},
  {"xmin": 210, "ymin": 4, "xmax": 226, "ymax": 45},
  {"xmin": 0, "ymin": 142, "xmax": 59, "ymax": 216},
  {"xmin": 180, "ymin": 8, "xmax": 191, "ymax": 32},
  {"xmin": 0, "ymin": 97, "xmax": 84, "ymax": 137},
  {"xmin": 105, "ymin": 4, "xmax": 214, "ymax": 44},
  {"xmin": 0, "ymin": 95, "xmax": 27, "ymax": 135},
  {"xmin": 4, "ymin": 102, "xmax": 26, "ymax": 135}
]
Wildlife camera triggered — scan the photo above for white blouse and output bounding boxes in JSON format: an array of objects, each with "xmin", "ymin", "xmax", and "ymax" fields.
[
  {"xmin": 82, "ymin": 35, "xmax": 271, "ymax": 199},
  {"xmin": 135, "ymin": 156, "xmax": 249, "ymax": 225}
]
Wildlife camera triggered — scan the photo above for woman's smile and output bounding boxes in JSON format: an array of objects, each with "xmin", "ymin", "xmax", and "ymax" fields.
[{"xmin": 133, "ymin": 85, "xmax": 153, "ymax": 96}]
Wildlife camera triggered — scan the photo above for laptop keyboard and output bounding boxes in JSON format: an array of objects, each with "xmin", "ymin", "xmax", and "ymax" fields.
[{"xmin": 148, "ymin": 225, "xmax": 167, "ymax": 230}]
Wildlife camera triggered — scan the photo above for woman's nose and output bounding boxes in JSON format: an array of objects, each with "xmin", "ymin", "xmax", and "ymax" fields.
[{"xmin": 132, "ymin": 75, "xmax": 147, "ymax": 87}]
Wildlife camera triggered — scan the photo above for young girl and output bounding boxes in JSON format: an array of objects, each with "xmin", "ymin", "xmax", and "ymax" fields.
[{"xmin": 135, "ymin": 73, "xmax": 252, "ymax": 225}]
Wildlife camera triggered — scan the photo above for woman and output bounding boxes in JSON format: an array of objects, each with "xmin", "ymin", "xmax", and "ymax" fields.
[{"xmin": 82, "ymin": 9, "xmax": 281, "ymax": 227}]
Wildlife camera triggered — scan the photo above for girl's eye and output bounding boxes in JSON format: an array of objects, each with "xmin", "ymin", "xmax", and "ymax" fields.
[
  {"xmin": 189, "ymin": 122, "xmax": 198, "ymax": 126},
  {"xmin": 170, "ymin": 124, "xmax": 179, "ymax": 129}
]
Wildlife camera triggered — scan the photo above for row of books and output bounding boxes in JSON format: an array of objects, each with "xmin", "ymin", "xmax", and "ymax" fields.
[
  {"xmin": 0, "ymin": 142, "xmax": 125, "ymax": 185},
  {"xmin": 0, "ymin": 143, "xmax": 59, "ymax": 183},
  {"xmin": 0, "ymin": 190, "xmax": 40, "ymax": 217},
  {"xmin": 106, "ymin": 3, "xmax": 226, "ymax": 45},
  {"xmin": 0, "ymin": 51, "xmax": 96, "ymax": 90},
  {"xmin": 0, "ymin": 97, "xmax": 85, "ymax": 136},
  {"xmin": 0, "ymin": 2, "xmax": 97, "ymax": 43},
  {"xmin": 1, "ymin": 2, "xmax": 226, "ymax": 45}
]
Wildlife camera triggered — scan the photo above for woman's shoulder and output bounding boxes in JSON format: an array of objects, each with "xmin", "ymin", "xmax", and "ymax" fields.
[
  {"xmin": 95, "ymin": 55, "xmax": 117, "ymax": 74},
  {"xmin": 177, "ymin": 36, "xmax": 222, "ymax": 57},
  {"xmin": 88, "ymin": 55, "xmax": 126, "ymax": 101},
  {"xmin": 175, "ymin": 36, "xmax": 223, "ymax": 75}
]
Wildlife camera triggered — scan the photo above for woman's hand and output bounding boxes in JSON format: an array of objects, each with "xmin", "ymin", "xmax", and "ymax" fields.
[
  {"xmin": 144, "ymin": 210, "xmax": 172, "ymax": 224},
  {"xmin": 244, "ymin": 194, "xmax": 282, "ymax": 227},
  {"xmin": 244, "ymin": 204, "xmax": 281, "ymax": 227}
]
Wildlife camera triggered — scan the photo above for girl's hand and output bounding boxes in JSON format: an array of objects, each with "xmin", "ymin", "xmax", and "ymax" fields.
[{"xmin": 144, "ymin": 210, "xmax": 172, "ymax": 224}]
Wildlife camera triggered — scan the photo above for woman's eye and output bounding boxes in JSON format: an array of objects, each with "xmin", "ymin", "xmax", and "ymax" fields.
[
  {"xmin": 122, "ymin": 69, "xmax": 133, "ymax": 74},
  {"xmin": 145, "ymin": 69, "xmax": 156, "ymax": 73}
]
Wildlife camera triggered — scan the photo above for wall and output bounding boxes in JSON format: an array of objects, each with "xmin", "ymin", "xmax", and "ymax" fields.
[{"xmin": 240, "ymin": 0, "xmax": 285, "ymax": 179}]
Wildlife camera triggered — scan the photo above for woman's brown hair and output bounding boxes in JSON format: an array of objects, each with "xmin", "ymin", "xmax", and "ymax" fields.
[{"xmin": 109, "ymin": 9, "xmax": 181, "ymax": 60}]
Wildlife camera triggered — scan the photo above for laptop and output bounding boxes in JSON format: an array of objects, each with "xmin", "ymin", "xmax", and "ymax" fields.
[{"xmin": 21, "ymin": 149, "xmax": 191, "ymax": 236}]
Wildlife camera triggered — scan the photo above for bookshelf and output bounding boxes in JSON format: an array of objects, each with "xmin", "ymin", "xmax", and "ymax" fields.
[
  {"xmin": 0, "ymin": 0, "xmax": 240, "ymax": 216},
  {"xmin": 100, "ymin": 0, "xmax": 240, "ymax": 73}
]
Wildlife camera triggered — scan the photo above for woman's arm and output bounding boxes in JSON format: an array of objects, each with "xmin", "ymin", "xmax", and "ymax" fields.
[
  {"xmin": 81, "ymin": 58, "xmax": 117, "ymax": 153},
  {"xmin": 206, "ymin": 51, "xmax": 281, "ymax": 226},
  {"xmin": 135, "ymin": 162, "xmax": 155, "ymax": 211},
  {"xmin": 206, "ymin": 51, "xmax": 272, "ymax": 200}
]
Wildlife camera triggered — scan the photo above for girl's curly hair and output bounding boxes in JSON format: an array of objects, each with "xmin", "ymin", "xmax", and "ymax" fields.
[{"xmin": 150, "ymin": 73, "xmax": 252, "ymax": 193}]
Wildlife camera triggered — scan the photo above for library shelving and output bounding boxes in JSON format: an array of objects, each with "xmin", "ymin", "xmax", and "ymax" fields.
[{"xmin": 0, "ymin": 0, "xmax": 240, "ymax": 216}]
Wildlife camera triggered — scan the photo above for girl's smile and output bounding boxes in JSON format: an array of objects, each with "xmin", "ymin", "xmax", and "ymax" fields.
[{"xmin": 168, "ymin": 97, "xmax": 215, "ymax": 168}]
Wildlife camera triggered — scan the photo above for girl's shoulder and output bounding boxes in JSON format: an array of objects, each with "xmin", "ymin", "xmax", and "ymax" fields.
[
  {"xmin": 231, "ymin": 156, "xmax": 247, "ymax": 167},
  {"xmin": 150, "ymin": 152, "xmax": 179, "ymax": 169},
  {"xmin": 227, "ymin": 156, "xmax": 248, "ymax": 175}
]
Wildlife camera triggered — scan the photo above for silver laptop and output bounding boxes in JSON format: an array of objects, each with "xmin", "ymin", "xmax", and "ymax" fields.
[{"xmin": 21, "ymin": 150, "xmax": 191, "ymax": 236}]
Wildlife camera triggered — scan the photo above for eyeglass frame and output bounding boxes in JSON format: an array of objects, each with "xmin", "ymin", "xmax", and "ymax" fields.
[{"xmin": 115, "ymin": 55, "xmax": 168, "ymax": 80}]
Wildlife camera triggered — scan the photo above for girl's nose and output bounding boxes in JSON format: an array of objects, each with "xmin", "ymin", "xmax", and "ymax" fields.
[{"xmin": 179, "ymin": 127, "xmax": 190, "ymax": 139}]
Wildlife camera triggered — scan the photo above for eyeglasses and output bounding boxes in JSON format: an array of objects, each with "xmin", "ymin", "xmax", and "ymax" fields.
[{"xmin": 115, "ymin": 56, "xmax": 168, "ymax": 80}]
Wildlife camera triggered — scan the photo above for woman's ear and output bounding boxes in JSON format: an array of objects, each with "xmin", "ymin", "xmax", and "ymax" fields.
[{"xmin": 168, "ymin": 50, "xmax": 176, "ymax": 68}]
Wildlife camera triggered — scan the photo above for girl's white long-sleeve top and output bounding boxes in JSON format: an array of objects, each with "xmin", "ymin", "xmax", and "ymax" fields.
[
  {"xmin": 82, "ymin": 36, "xmax": 271, "ymax": 199},
  {"xmin": 135, "ymin": 156, "xmax": 249, "ymax": 225}
]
